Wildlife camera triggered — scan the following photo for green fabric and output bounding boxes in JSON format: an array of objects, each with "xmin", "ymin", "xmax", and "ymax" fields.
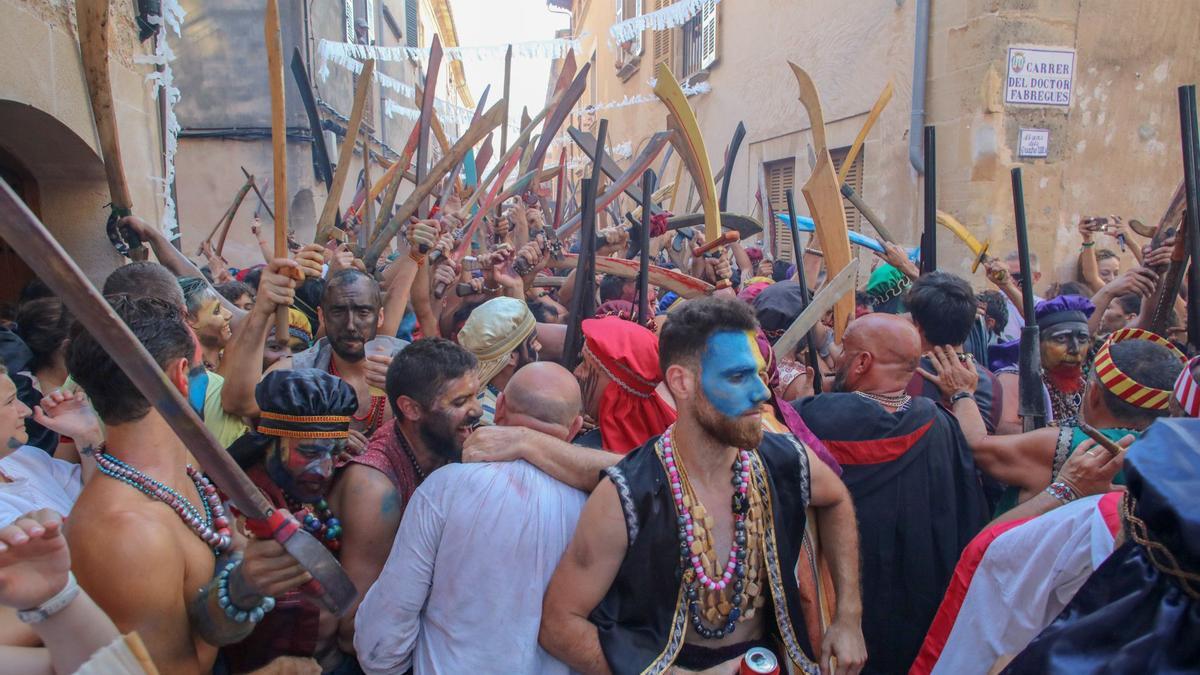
[
  {"xmin": 865, "ymin": 264, "xmax": 910, "ymax": 305},
  {"xmin": 993, "ymin": 426, "xmax": 1141, "ymax": 517}
]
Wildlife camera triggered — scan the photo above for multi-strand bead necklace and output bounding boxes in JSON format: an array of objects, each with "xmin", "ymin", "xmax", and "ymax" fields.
[
  {"xmin": 95, "ymin": 448, "xmax": 232, "ymax": 555},
  {"xmin": 662, "ymin": 426, "xmax": 766, "ymax": 640}
]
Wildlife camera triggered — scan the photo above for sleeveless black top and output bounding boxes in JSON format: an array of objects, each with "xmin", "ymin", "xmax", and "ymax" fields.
[{"xmin": 590, "ymin": 431, "xmax": 821, "ymax": 675}]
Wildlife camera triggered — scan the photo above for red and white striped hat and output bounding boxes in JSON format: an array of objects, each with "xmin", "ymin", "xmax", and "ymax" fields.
[{"xmin": 1172, "ymin": 355, "xmax": 1200, "ymax": 418}]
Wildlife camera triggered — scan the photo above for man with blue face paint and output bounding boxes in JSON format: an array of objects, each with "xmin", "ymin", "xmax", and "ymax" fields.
[{"xmin": 542, "ymin": 297, "xmax": 866, "ymax": 675}]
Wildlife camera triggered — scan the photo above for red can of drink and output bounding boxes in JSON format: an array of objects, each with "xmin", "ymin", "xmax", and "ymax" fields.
[{"xmin": 740, "ymin": 646, "xmax": 780, "ymax": 674}]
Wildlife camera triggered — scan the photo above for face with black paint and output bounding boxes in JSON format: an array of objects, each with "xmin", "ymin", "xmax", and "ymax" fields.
[
  {"xmin": 1041, "ymin": 321, "xmax": 1091, "ymax": 374},
  {"xmin": 694, "ymin": 331, "xmax": 770, "ymax": 448},
  {"xmin": 265, "ymin": 437, "xmax": 344, "ymax": 503},
  {"xmin": 320, "ymin": 277, "xmax": 381, "ymax": 362},
  {"xmin": 0, "ymin": 376, "xmax": 30, "ymax": 453},
  {"xmin": 417, "ymin": 372, "xmax": 482, "ymax": 461}
]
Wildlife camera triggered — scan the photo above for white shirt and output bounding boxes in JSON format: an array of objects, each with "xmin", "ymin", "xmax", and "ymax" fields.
[
  {"xmin": 0, "ymin": 446, "xmax": 82, "ymax": 527},
  {"xmin": 354, "ymin": 459, "xmax": 586, "ymax": 675},
  {"xmin": 929, "ymin": 494, "xmax": 1119, "ymax": 674}
]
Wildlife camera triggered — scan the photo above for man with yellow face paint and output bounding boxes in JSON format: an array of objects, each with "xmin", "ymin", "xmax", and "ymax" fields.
[{"xmin": 990, "ymin": 295, "xmax": 1096, "ymax": 433}]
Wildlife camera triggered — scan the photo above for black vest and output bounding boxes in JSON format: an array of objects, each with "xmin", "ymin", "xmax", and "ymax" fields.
[{"xmin": 590, "ymin": 431, "xmax": 820, "ymax": 675}]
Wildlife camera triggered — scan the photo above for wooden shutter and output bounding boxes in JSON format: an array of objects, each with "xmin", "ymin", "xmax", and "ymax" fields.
[
  {"xmin": 830, "ymin": 147, "xmax": 864, "ymax": 233},
  {"xmin": 405, "ymin": 0, "xmax": 419, "ymax": 48},
  {"xmin": 652, "ymin": 0, "xmax": 673, "ymax": 71},
  {"xmin": 363, "ymin": 0, "xmax": 375, "ymax": 44},
  {"xmin": 344, "ymin": 0, "xmax": 355, "ymax": 42},
  {"xmin": 700, "ymin": 0, "xmax": 718, "ymax": 70},
  {"xmin": 631, "ymin": 0, "xmax": 643, "ymax": 55},
  {"xmin": 765, "ymin": 159, "xmax": 796, "ymax": 262}
]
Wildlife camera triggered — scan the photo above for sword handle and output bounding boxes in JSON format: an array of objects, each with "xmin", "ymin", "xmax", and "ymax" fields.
[{"xmin": 694, "ymin": 231, "xmax": 740, "ymax": 256}]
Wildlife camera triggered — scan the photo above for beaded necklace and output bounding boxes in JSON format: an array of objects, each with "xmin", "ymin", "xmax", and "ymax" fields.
[
  {"xmin": 288, "ymin": 497, "xmax": 342, "ymax": 552},
  {"xmin": 1044, "ymin": 373, "xmax": 1084, "ymax": 427},
  {"xmin": 95, "ymin": 448, "xmax": 232, "ymax": 555},
  {"xmin": 662, "ymin": 426, "xmax": 765, "ymax": 640},
  {"xmin": 328, "ymin": 358, "xmax": 387, "ymax": 436},
  {"xmin": 394, "ymin": 425, "xmax": 428, "ymax": 482}
]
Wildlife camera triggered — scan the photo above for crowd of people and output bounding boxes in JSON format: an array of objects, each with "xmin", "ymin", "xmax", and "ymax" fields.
[{"xmin": 0, "ymin": 189, "xmax": 1197, "ymax": 675}]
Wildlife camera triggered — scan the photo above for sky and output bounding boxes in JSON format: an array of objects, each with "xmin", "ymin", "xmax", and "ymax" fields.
[{"xmin": 448, "ymin": 0, "xmax": 572, "ymax": 128}]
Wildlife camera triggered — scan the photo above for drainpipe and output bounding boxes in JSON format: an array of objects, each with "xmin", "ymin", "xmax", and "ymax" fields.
[{"xmin": 909, "ymin": 0, "xmax": 931, "ymax": 174}]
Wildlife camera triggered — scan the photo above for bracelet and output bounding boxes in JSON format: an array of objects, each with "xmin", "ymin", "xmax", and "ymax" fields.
[
  {"xmin": 949, "ymin": 391, "xmax": 975, "ymax": 405},
  {"xmin": 217, "ymin": 559, "xmax": 276, "ymax": 624},
  {"xmin": 17, "ymin": 572, "xmax": 80, "ymax": 624},
  {"xmin": 482, "ymin": 283, "xmax": 502, "ymax": 293},
  {"xmin": 1081, "ymin": 241, "xmax": 1096, "ymax": 248},
  {"xmin": 408, "ymin": 250, "xmax": 427, "ymax": 266},
  {"xmin": 1044, "ymin": 481, "xmax": 1079, "ymax": 505}
]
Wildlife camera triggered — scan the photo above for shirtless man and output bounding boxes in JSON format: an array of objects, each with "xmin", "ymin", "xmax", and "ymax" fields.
[
  {"xmin": 541, "ymin": 297, "xmax": 865, "ymax": 674},
  {"xmin": 65, "ymin": 294, "xmax": 311, "ymax": 674}
]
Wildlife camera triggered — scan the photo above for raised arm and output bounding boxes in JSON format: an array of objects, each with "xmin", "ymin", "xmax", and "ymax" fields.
[
  {"xmin": 219, "ymin": 258, "xmax": 302, "ymax": 418},
  {"xmin": 378, "ymin": 221, "xmax": 437, "ymax": 338},
  {"xmin": 539, "ymin": 479, "xmax": 627, "ymax": 675}
]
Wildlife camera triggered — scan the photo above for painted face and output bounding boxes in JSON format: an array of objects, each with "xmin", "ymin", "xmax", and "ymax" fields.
[
  {"xmin": 418, "ymin": 373, "xmax": 483, "ymax": 461},
  {"xmin": 322, "ymin": 279, "xmax": 381, "ymax": 362},
  {"xmin": 192, "ymin": 297, "xmax": 232, "ymax": 347},
  {"xmin": 0, "ymin": 376, "xmax": 30, "ymax": 451},
  {"xmin": 1041, "ymin": 321, "xmax": 1091, "ymax": 373},
  {"xmin": 1097, "ymin": 257, "xmax": 1120, "ymax": 284},
  {"xmin": 574, "ymin": 357, "xmax": 611, "ymax": 418},
  {"xmin": 700, "ymin": 331, "xmax": 770, "ymax": 418},
  {"xmin": 266, "ymin": 437, "xmax": 343, "ymax": 503}
]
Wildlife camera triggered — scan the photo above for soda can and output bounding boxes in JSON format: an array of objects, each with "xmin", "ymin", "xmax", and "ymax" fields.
[{"xmin": 740, "ymin": 646, "xmax": 780, "ymax": 674}]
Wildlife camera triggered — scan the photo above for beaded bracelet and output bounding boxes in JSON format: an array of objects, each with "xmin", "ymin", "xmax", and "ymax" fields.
[
  {"xmin": 1081, "ymin": 241, "xmax": 1096, "ymax": 248},
  {"xmin": 1044, "ymin": 481, "xmax": 1079, "ymax": 505},
  {"xmin": 216, "ymin": 559, "xmax": 276, "ymax": 624}
]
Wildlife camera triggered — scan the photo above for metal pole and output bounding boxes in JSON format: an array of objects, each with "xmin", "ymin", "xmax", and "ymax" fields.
[
  {"xmin": 1179, "ymin": 85, "xmax": 1200, "ymax": 352},
  {"xmin": 1012, "ymin": 167, "xmax": 1046, "ymax": 430},
  {"xmin": 637, "ymin": 170, "xmax": 656, "ymax": 326},
  {"xmin": 921, "ymin": 125, "xmax": 937, "ymax": 274},
  {"xmin": 786, "ymin": 188, "xmax": 823, "ymax": 394}
]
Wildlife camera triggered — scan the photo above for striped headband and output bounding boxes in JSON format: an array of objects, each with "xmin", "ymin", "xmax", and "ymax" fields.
[
  {"xmin": 1173, "ymin": 355, "xmax": 1200, "ymax": 418},
  {"xmin": 1093, "ymin": 328, "xmax": 1187, "ymax": 410}
]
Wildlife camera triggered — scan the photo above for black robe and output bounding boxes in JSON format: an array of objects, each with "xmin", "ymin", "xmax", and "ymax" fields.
[{"xmin": 794, "ymin": 394, "xmax": 987, "ymax": 674}]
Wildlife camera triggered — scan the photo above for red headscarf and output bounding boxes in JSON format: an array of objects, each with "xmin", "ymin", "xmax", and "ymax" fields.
[{"xmin": 582, "ymin": 317, "xmax": 677, "ymax": 453}]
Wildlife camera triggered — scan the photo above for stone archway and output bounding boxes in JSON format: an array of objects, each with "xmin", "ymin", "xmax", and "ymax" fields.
[{"xmin": 0, "ymin": 100, "xmax": 122, "ymax": 295}]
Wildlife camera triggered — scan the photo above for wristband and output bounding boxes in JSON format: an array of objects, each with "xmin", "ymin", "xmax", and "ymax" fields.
[
  {"xmin": 949, "ymin": 391, "xmax": 975, "ymax": 405},
  {"xmin": 1044, "ymin": 481, "xmax": 1079, "ymax": 505},
  {"xmin": 1081, "ymin": 241, "xmax": 1096, "ymax": 248},
  {"xmin": 408, "ymin": 249, "xmax": 427, "ymax": 266},
  {"xmin": 18, "ymin": 572, "xmax": 80, "ymax": 624},
  {"xmin": 217, "ymin": 559, "xmax": 276, "ymax": 624}
]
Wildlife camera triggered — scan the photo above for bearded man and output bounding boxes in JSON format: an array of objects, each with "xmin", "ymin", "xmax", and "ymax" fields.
[
  {"xmin": 541, "ymin": 297, "xmax": 866, "ymax": 674},
  {"xmin": 221, "ymin": 369, "xmax": 358, "ymax": 673},
  {"xmin": 321, "ymin": 338, "xmax": 482, "ymax": 658},
  {"xmin": 794, "ymin": 314, "xmax": 988, "ymax": 674},
  {"xmin": 990, "ymin": 295, "xmax": 1094, "ymax": 433}
]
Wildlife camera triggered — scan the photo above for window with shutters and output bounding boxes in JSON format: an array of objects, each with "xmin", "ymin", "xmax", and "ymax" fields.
[
  {"xmin": 362, "ymin": 0, "xmax": 376, "ymax": 45},
  {"xmin": 765, "ymin": 159, "xmax": 796, "ymax": 262},
  {"xmin": 679, "ymin": 0, "xmax": 718, "ymax": 80},
  {"xmin": 405, "ymin": 0, "xmax": 419, "ymax": 48},
  {"xmin": 830, "ymin": 147, "xmax": 865, "ymax": 233},
  {"xmin": 344, "ymin": 0, "xmax": 355, "ymax": 43},
  {"xmin": 651, "ymin": 0, "xmax": 672, "ymax": 73},
  {"xmin": 614, "ymin": 0, "xmax": 643, "ymax": 79}
]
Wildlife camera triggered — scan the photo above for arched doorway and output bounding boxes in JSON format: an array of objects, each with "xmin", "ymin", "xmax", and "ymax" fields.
[{"xmin": 0, "ymin": 100, "xmax": 120, "ymax": 300}]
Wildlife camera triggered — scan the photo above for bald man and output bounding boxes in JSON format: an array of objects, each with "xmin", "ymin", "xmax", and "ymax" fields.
[
  {"xmin": 355, "ymin": 362, "xmax": 587, "ymax": 674},
  {"xmin": 792, "ymin": 314, "xmax": 988, "ymax": 675}
]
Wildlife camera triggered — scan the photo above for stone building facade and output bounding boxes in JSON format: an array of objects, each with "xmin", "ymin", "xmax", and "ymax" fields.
[{"xmin": 564, "ymin": 0, "xmax": 1200, "ymax": 290}]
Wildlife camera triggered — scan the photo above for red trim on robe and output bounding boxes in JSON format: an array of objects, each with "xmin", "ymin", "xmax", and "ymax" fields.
[
  {"xmin": 908, "ymin": 515, "xmax": 1035, "ymax": 675},
  {"xmin": 823, "ymin": 420, "xmax": 934, "ymax": 466}
]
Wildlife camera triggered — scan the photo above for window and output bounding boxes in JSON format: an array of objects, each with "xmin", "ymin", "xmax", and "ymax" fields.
[
  {"xmin": 765, "ymin": 158, "xmax": 796, "ymax": 262},
  {"xmin": 614, "ymin": 0, "xmax": 643, "ymax": 78},
  {"xmin": 679, "ymin": 0, "xmax": 718, "ymax": 80},
  {"xmin": 344, "ymin": 0, "xmax": 355, "ymax": 42},
  {"xmin": 405, "ymin": 0, "xmax": 419, "ymax": 48},
  {"xmin": 830, "ymin": 147, "xmax": 865, "ymax": 233},
  {"xmin": 651, "ymin": 0, "xmax": 672, "ymax": 72},
  {"xmin": 363, "ymin": 0, "xmax": 376, "ymax": 45}
]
